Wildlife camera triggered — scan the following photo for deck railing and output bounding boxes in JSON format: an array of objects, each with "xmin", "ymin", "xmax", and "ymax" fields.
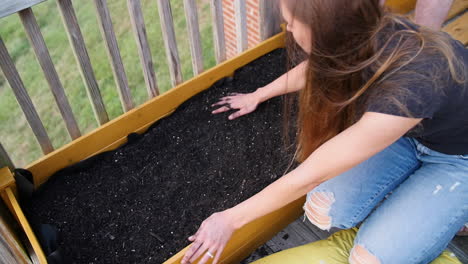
[{"xmin": 0, "ymin": 0, "xmax": 280, "ymax": 170}]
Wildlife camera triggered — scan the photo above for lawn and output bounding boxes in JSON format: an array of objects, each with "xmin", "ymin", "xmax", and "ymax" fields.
[{"xmin": 0, "ymin": 0, "xmax": 216, "ymax": 167}]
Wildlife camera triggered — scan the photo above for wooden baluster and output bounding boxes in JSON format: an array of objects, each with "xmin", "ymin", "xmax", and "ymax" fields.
[
  {"xmin": 0, "ymin": 143, "xmax": 14, "ymax": 171},
  {"xmin": 127, "ymin": 0, "xmax": 159, "ymax": 98},
  {"xmin": 183, "ymin": 0, "xmax": 204, "ymax": 75},
  {"xmin": 93, "ymin": 0, "xmax": 134, "ymax": 112},
  {"xmin": 0, "ymin": 38, "xmax": 53, "ymax": 154},
  {"xmin": 56, "ymin": 0, "xmax": 109, "ymax": 125},
  {"xmin": 157, "ymin": 0, "xmax": 183, "ymax": 87},
  {"xmin": 210, "ymin": 0, "xmax": 226, "ymax": 64},
  {"xmin": 235, "ymin": 0, "xmax": 247, "ymax": 53},
  {"xmin": 260, "ymin": 0, "xmax": 281, "ymax": 41},
  {"xmin": 18, "ymin": 8, "xmax": 81, "ymax": 140}
]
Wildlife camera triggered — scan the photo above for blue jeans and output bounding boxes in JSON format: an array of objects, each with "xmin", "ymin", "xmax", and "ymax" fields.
[{"xmin": 305, "ymin": 137, "xmax": 468, "ymax": 264}]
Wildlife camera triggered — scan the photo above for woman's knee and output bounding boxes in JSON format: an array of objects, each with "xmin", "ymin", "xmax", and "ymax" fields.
[{"xmin": 303, "ymin": 191, "xmax": 360, "ymax": 230}]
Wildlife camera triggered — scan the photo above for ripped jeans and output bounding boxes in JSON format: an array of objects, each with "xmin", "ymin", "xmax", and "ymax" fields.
[{"xmin": 304, "ymin": 137, "xmax": 468, "ymax": 264}]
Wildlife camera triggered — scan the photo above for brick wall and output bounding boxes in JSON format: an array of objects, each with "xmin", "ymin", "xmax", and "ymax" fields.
[{"xmin": 222, "ymin": 0, "xmax": 261, "ymax": 59}]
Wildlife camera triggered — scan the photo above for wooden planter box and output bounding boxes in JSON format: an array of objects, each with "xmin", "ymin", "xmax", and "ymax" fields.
[{"xmin": 0, "ymin": 30, "xmax": 305, "ymax": 264}]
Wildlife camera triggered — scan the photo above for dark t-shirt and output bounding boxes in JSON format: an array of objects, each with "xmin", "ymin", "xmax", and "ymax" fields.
[{"xmin": 365, "ymin": 20, "xmax": 468, "ymax": 155}]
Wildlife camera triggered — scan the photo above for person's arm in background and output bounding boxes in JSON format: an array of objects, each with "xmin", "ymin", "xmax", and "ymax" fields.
[
  {"xmin": 414, "ymin": 0, "xmax": 453, "ymax": 30},
  {"xmin": 212, "ymin": 60, "xmax": 307, "ymax": 120}
]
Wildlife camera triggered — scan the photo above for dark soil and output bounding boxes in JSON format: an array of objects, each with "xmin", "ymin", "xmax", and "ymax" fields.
[{"xmin": 24, "ymin": 49, "xmax": 295, "ymax": 264}]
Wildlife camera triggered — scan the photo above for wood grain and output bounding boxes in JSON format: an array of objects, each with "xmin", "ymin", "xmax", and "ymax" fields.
[
  {"xmin": 56, "ymin": 0, "xmax": 109, "ymax": 125},
  {"xmin": 210, "ymin": 0, "xmax": 226, "ymax": 64},
  {"xmin": 235, "ymin": 0, "xmax": 248, "ymax": 53},
  {"xmin": 0, "ymin": 38, "xmax": 53, "ymax": 154},
  {"xmin": 127, "ymin": 0, "xmax": 159, "ymax": 98},
  {"xmin": 0, "ymin": 0, "xmax": 45, "ymax": 19},
  {"xmin": 183, "ymin": 0, "xmax": 204, "ymax": 75},
  {"xmin": 93, "ymin": 0, "xmax": 134, "ymax": 112},
  {"xmin": 19, "ymin": 8, "xmax": 81, "ymax": 140},
  {"xmin": 157, "ymin": 0, "xmax": 183, "ymax": 87},
  {"xmin": 260, "ymin": 0, "xmax": 281, "ymax": 41}
]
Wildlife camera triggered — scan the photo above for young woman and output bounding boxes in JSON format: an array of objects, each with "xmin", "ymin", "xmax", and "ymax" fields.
[{"xmin": 181, "ymin": 0, "xmax": 467, "ymax": 263}]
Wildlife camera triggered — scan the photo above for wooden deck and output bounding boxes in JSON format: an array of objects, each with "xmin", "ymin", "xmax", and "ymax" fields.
[{"xmin": 242, "ymin": 216, "xmax": 468, "ymax": 263}]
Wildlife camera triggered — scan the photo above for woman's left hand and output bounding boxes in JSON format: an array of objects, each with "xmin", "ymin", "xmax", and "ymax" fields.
[{"xmin": 181, "ymin": 211, "xmax": 236, "ymax": 264}]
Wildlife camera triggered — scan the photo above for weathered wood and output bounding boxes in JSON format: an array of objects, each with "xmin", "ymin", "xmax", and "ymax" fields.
[
  {"xmin": 0, "ymin": 38, "xmax": 53, "ymax": 154},
  {"xmin": 56, "ymin": 0, "xmax": 109, "ymax": 125},
  {"xmin": 157, "ymin": 0, "xmax": 183, "ymax": 87},
  {"xmin": 0, "ymin": 0, "xmax": 45, "ymax": 19},
  {"xmin": 210, "ymin": 0, "xmax": 226, "ymax": 64},
  {"xmin": 444, "ymin": 11, "xmax": 468, "ymax": 45},
  {"xmin": 183, "ymin": 0, "xmax": 204, "ymax": 75},
  {"xmin": 127, "ymin": 0, "xmax": 159, "ymax": 98},
  {"xmin": 260, "ymin": 0, "xmax": 281, "ymax": 41},
  {"xmin": 0, "ymin": 202, "xmax": 31, "ymax": 264},
  {"xmin": 18, "ymin": 8, "xmax": 81, "ymax": 140},
  {"xmin": 93, "ymin": 0, "xmax": 134, "ymax": 112},
  {"xmin": 0, "ymin": 143, "xmax": 15, "ymax": 170},
  {"xmin": 0, "ymin": 143, "xmax": 14, "ymax": 171},
  {"xmin": 235, "ymin": 0, "xmax": 248, "ymax": 53}
]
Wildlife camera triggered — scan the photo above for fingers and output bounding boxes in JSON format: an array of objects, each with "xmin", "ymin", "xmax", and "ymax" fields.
[
  {"xmin": 212, "ymin": 106, "xmax": 231, "ymax": 114},
  {"xmin": 212, "ymin": 246, "xmax": 224, "ymax": 264},
  {"xmin": 182, "ymin": 240, "xmax": 203, "ymax": 264},
  {"xmin": 198, "ymin": 247, "xmax": 217, "ymax": 264},
  {"xmin": 228, "ymin": 109, "xmax": 248, "ymax": 120},
  {"xmin": 189, "ymin": 242, "xmax": 212, "ymax": 264}
]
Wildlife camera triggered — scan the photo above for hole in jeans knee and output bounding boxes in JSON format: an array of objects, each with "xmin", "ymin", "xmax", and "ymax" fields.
[
  {"xmin": 349, "ymin": 245, "xmax": 381, "ymax": 264},
  {"xmin": 303, "ymin": 192, "xmax": 335, "ymax": 231}
]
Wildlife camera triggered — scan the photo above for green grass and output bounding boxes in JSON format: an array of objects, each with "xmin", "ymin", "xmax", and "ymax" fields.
[{"xmin": 0, "ymin": 0, "xmax": 216, "ymax": 167}]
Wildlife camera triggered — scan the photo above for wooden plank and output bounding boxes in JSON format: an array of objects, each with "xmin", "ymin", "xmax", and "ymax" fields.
[
  {"xmin": 93, "ymin": 0, "xmax": 134, "ymax": 112},
  {"xmin": 235, "ymin": 0, "xmax": 248, "ymax": 53},
  {"xmin": 447, "ymin": 0, "xmax": 468, "ymax": 20},
  {"xmin": 157, "ymin": 0, "xmax": 183, "ymax": 87},
  {"xmin": 18, "ymin": 8, "xmax": 81, "ymax": 140},
  {"xmin": 385, "ymin": 0, "xmax": 417, "ymax": 14},
  {"xmin": 0, "ymin": 143, "xmax": 14, "ymax": 172},
  {"xmin": 183, "ymin": 0, "xmax": 204, "ymax": 75},
  {"xmin": 210, "ymin": 0, "xmax": 226, "ymax": 64},
  {"xmin": 127, "ymin": 0, "xmax": 159, "ymax": 98},
  {"xmin": 26, "ymin": 30, "xmax": 285, "ymax": 188},
  {"xmin": 260, "ymin": 0, "xmax": 281, "ymax": 41},
  {"xmin": 0, "ymin": 37, "xmax": 53, "ymax": 155},
  {"xmin": 0, "ymin": 0, "xmax": 45, "ymax": 19},
  {"xmin": 1, "ymin": 188, "xmax": 47, "ymax": 264},
  {"xmin": 0, "ymin": 197, "xmax": 31, "ymax": 264},
  {"xmin": 443, "ymin": 12, "xmax": 468, "ymax": 45},
  {"xmin": 56, "ymin": 0, "xmax": 109, "ymax": 125}
]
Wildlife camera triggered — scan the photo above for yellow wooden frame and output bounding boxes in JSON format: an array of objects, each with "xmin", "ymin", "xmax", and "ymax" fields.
[{"xmin": 0, "ymin": 29, "xmax": 307, "ymax": 264}]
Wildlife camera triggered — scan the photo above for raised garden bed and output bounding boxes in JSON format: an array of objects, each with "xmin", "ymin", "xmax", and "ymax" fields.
[{"xmin": 21, "ymin": 49, "xmax": 296, "ymax": 263}]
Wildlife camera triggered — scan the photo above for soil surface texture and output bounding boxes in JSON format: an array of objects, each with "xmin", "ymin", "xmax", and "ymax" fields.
[{"xmin": 24, "ymin": 49, "xmax": 295, "ymax": 263}]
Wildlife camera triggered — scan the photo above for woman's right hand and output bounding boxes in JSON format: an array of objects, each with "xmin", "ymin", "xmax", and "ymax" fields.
[{"xmin": 211, "ymin": 92, "xmax": 261, "ymax": 120}]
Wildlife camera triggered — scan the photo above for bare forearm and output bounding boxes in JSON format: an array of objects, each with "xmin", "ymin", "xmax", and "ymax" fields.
[
  {"xmin": 253, "ymin": 61, "xmax": 307, "ymax": 103},
  {"xmin": 415, "ymin": 0, "xmax": 453, "ymax": 30},
  {"xmin": 226, "ymin": 113, "xmax": 421, "ymax": 229}
]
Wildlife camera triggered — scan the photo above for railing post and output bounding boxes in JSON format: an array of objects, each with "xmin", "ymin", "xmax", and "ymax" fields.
[
  {"xmin": 0, "ymin": 37, "xmax": 54, "ymax": 155},
  {"xmin": 0, "ymin": 143, "xmax": 14, "ymax": 171},
  {"xmin": 183, "ymin": 0, "xmax": 204, "ymax": 75},
  {"xmin": 127, "ymin": 0, "xmax": 159, "ymax": 98},
  {"xmin": 210, "ymin": 0, "xmax": 226, "ymax": 64},
  {"xmin": 260, "ymin": 0, "xmax": 281, "ymax": 41},
  {"xmin": 56, "ymin": 0, "xmax": 109, "ymax": 125},
  {"xmin": 93, "ymin": 0, "xmax": 134, "ymax": 112},
  {"xmin": 18, "ymin": 8, "xmax": 81, "ymax": 140},
  {"xmin": 235, "ymin": 0, "xmax": 248, "ymax": 53},
  {"xmin": 156, "ymin": 0, "xmax": 183, "ymax": 87}
]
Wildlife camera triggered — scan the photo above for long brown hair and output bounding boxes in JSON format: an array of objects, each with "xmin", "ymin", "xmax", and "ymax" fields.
[{"xmin": 282, "ymin": 0, "xmax": 466, "ymax": 162}]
